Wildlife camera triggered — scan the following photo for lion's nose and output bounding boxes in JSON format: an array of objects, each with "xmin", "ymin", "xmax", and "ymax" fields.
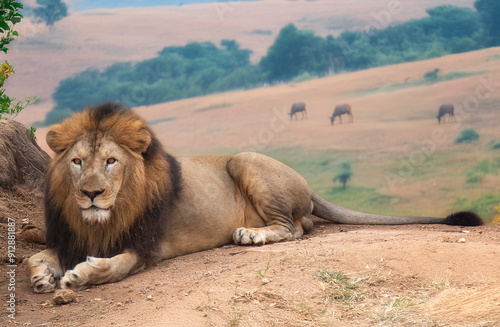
[{"xmin": 80, "ymin": 189, "xmax": 104, "ymax": 201}]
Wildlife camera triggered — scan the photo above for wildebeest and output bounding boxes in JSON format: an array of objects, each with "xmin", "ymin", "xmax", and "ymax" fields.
[
  {"xmin": 330, "ymin": 103, "xmax": 353, "ymax": 125},
  {"xmin": 289, "ymin": 102, "xmax": 307, "ymax": 120},
  {"xmin": 436, "ymin": 104, "xmax": 455, "ymax": 124}
]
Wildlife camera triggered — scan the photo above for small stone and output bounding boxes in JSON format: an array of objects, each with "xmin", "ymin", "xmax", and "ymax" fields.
[
  {"xmin": 53, "ymin": 289, "xmax": 77, "ymax": 305},
  {"xmin": 458, "ymin": 238, "xmax": 466, "ymax": 243},
  {"xmin": 261, "ymin": 278, "xmax": 270, "ymax": 285}
]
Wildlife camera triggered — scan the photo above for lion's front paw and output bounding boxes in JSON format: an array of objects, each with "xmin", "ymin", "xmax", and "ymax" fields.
[
  {"xmin": 30, "ymin": 258, "xmax": 58, "ymax": 293},
  {"xmin": 61, "ymin": 256, "xmax": 109, "ymax": 291},
  {"xmin": 233, "ymin": 227, "xmax": 267, "ymax": 245},
  {"xmin": 61, "ymin": 269, "xmax": 88, "ymax": 291}
]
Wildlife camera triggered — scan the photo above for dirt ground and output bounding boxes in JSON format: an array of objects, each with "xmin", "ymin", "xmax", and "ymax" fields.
[{"xmin": 1, "ymin": 190, "xmax": 500, "ymax": 327}]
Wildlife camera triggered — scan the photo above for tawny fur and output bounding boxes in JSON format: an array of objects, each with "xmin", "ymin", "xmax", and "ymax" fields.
[{"xmin": 46, "ymin": 107, "xmax": 172, "ymax": 256}]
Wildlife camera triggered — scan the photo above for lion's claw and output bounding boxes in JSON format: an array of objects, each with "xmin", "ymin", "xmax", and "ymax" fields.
[
  {"xmin": 61, "ymin": 268, "xmax": 87, "ymax": 291},
  {"xmin": 233, "ymin": 227, "xmax": 266, "ymax": 245},
  {"xmin": 30, "ymin": 259, "xmax": 58, "ymax": 293}
]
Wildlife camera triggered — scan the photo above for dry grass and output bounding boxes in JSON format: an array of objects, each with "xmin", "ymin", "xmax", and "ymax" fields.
[{"xmin": 423, "ymin": 286, "xmax": 500, "ymax": 325}]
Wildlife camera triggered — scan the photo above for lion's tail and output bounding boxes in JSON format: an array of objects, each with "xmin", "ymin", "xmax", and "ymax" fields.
[{"xmin": 311, "ymin": 192, "xmax": 483, "ymax": 226}]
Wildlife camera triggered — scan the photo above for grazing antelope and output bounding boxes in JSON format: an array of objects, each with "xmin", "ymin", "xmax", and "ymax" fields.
[
  {"xmin": 289, "ymin": 102, "xmax": 307, "ymax": 120},
  {"xmin": 330, "ymin": 103, "xmax": 353, "ymax": 125},
  {"xmin": 436, "ymin": 104, "xmax": 455, "ymax": 124}
]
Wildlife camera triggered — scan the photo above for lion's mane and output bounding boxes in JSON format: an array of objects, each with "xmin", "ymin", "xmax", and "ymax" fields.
[{"xmin": 44, "ymin": 103, "xmax": 181, "ymax": 270}]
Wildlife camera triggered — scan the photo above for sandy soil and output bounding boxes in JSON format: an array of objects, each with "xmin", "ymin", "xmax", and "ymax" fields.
[{"xmin": 2, "ymin": 207, "xmax": 500, "ymax": 326}]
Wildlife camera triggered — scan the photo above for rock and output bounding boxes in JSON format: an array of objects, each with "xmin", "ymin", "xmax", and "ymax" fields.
[
  {"xmin": 53, "ymin": 289, "xmax": 77, "ymax": 305},
  {"xmin": 19, "ymin": 226, "xmax": 46, "ymax": 244},
  {"xmin": 458, "ymin": 238, "xmax": 466, "ymax": 243},
  {"xmin": 0, "ymin": 120, "xmax": 50, "ymax": 204}
]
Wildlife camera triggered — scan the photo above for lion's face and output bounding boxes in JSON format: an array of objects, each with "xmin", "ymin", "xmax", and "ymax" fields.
[
  {"xmin": 67, "ymin": 134, "xmax": 129, "ymax": 224},
  {"xmin": 46, "ymin": 105, "xmax": 163, "ymax": 236}
]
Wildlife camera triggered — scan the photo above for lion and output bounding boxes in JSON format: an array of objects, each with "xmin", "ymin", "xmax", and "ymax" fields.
[{"xmin": 28, "ymin": 102, "xmax": 483, "ymax": 293}]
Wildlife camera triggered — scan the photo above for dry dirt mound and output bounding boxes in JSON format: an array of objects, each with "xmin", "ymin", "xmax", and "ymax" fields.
[{"xmin": 3, "ymin": 222, "xmax": 499, "ymax": 326}]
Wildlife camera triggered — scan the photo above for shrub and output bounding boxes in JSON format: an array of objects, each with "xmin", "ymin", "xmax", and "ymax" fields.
[
  {"xmin": 489, "ymin": 140, "xmax": 500, "ymax": 149},
  {"xmin": 333, "ymin": 160, "xmax": 353, "ymax": 190},
  {"xmin": 424, "ymin": 68, "xmax": 440, "ymax": 81},
  {"xmin": 290, "ymin": 72, "xmax": 318, "ymax": 84},
  {"xmin": 455, "ymin": 128, "xmax": 479, "ymax": 144},
  {"xmin": 0, "ymin": 1, "xmax": 37, "ymax": 138}
]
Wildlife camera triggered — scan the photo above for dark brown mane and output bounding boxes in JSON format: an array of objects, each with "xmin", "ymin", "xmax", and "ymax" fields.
[{"xmin": 45, "ymin": 102, "xmax": 181, "ymax": 270}]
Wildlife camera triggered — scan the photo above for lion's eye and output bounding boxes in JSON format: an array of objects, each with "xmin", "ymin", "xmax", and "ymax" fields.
[
  {"xmin": 72, "ymin": 158, "xmax": 82, "ymax": 165},
  {"xmin": 106, "ymin": 158, "xmax": 117, "ymax": 165}
]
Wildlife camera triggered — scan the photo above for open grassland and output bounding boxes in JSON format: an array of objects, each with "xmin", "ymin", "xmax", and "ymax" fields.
[
  {"xmin": 121, "ymin": 47, "xmax": 500, "ymax": 222},
  {"xmin": 10, "ymin": 0, "xmax": 498, "ymax": 221},
  {"xmin": 33, "ymin": 47, "xmax": 500, "ymax": 221},
  {"xmin": 8, "ymin": 0, "xmax": 475, "ymax": 124}
]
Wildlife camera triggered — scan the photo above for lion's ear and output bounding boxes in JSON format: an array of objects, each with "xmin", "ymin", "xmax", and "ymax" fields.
[
  {"xmin": 114, "ymin": 122, "xmax": 152, "ymax": 155},
  {"xmin": 129, "ymin": 128, "xmax": 151, "ymax": 154},
  {"xmin": 46, "ymin": 124, "xmax": 73, "ymax": 154}
]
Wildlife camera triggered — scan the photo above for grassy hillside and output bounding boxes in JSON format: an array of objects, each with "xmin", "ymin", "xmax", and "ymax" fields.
[
  {"xmin": 115, "ymin": 47, "xmax": 500, "ymax": 222},
  {"xmin": 8, "ymin": 0, "xmax": 475, "ymax": 124},
  {"xmin": 33, "ymin": 47, "xmax": 500, "ymax": 221}
]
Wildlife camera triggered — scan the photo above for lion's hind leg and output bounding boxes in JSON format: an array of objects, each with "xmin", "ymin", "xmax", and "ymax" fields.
[
  {"xmin": 228, "ymin": 153, "xmax": 314, "ymax": 246},
  {"xmin": 298, "ymin": 216, "xmax": 314, "ymax": 234},
  {"xmin": 28, "ymin": 249, "xmax": 63, "ymax": 293}
]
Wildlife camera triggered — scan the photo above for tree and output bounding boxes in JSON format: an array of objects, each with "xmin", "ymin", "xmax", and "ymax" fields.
[
  {"xmin": 474, "ymin": 0, "xmax": 500, "ymax": 46},
  {"xmin": 425, "ymin": 5, "xmax": 479, "ymax": 39},
  {"xmin": 333, "ymin": 160, "xmax": 353, "ymax": 190},
  {"xmin": 33, "ymin": 0, "xmax": 68, "ymax": 26},
  {"xmin": 259, "ymin": 24, "xmax": 328, "ymax": 82}
]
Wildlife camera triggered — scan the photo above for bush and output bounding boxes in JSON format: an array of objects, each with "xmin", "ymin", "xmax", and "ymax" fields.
[
  {"xmin": 1, "ymin": 1, "xmax": 37, "ymax": 138},
  {"xmin": 290, "ymin": 72, "xmax": 318, "ymax": 84},
  {"xmin": 489, "ymin": 140, "xmax": 500, "ymax": 149},
  {"xmin": 455, "ymin": 128, "xmax": 479, "ymax": 144},
  {"xmin": 333, "ymin": 160, "xmax": 353, "ymax": 190},
  {"xmin": 424, "ymin": 68, "xmax": 440, "ymax": 81},
  {"xmin": 465, "ymin": 159, "xmax": 500, "ymax": 184}
]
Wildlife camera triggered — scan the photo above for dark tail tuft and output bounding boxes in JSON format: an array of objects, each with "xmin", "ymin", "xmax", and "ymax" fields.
[{"xmin": 443, "ymin": 211, "xmax": 484, "ymax": 226}]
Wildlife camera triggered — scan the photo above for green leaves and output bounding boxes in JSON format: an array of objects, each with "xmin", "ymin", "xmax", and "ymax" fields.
[
  {"xmin": 0, "ymin": 20, "xmax": 10, "ymax": 31},
  {"xmin": 1, "ymin": 1, "xmax": 37, "ymax": 139},
  {"xmin": 0, "ymin": 0, "xmax": 23, "ymax": 52}
]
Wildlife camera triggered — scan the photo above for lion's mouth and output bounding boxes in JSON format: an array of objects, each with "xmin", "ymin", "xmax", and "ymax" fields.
[
  {"xmin": 81, "ymin": 206, "xmax": 112, "ymax": 223},
  {"xmin": 82, "ymin": 205, "xmax": 112, "ymax": 211}
]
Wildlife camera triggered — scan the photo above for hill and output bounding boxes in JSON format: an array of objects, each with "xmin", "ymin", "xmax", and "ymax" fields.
[
  {"xmin": 31, "ymin": 46, "xmax": 500, "ymax": 221},
  {"xmin": 6, "ymin": 0, "xmax": 475, "ymax": 124},
  {"xmin": 121, "ymin": 47, "xmax": 500, "ymax": 220}
]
